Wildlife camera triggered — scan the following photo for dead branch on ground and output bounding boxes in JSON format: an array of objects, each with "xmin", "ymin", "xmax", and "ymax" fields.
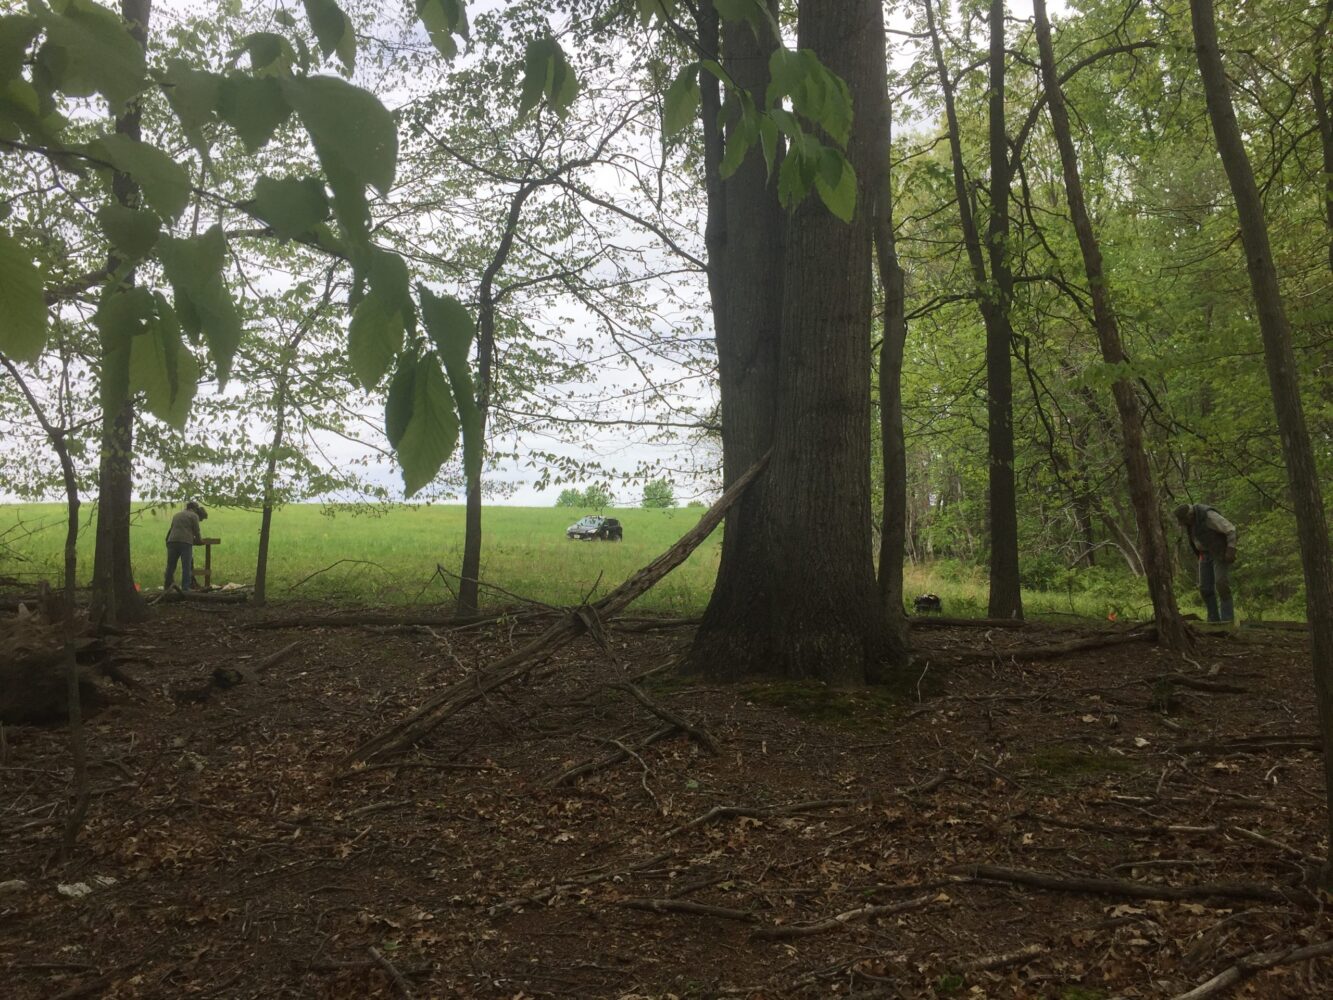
[
  {"xmin": 343, "ymin": 454, "xmax": 768, "ymax": 765},
  {"xmin": 616, "ymin": 897, "xmax": 758, "ymax": 922},
  {"xmin": 488, "ymin": 852, "xmax": 672, "ymax": 917},
  {"xmin": 751, "ymin": 891, "xmax": 940, "ymax": 940},
  {"xmin": 611, "ymin": 681, "xmax": 718, "ymax": 754},
  {"xmin": 1170, "ymin": 938, "xmax": 1333, "ymax": 1000}
]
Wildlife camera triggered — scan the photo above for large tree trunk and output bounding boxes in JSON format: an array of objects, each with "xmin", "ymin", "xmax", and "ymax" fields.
[
  {"xmin": 694, "ymin": 0, "xmax": 893, "ymax": 684},
  {"xmin": 1191, "ymin": 0, "xmax": 1333, "ymax": 886},
  {"xmin": 983, "ymin": 0, "xmax": 1022, "ymax": 620},
  {"xmin": 1032, "ymin": 0, "xmax": 1191, "ymax": 651},
  {"xmin": 871, "ymin": 8, "xmax": 910, "ymax": 659},
  {"xmin": 686, "ymin": 3, "xmax": 784, "ymax": 672},
  {"xmin": 91, "ymin": 0, "xmax": 152, "ymax": 626},
  {"xmin": 1314, "ymin": 1, "xmax": 1333, "ymax": 273}
]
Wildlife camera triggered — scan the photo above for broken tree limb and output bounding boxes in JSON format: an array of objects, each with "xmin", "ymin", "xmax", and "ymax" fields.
[
  {"xmin": 616, "ymin": 898, "xmax": 758, "ymax": 922},
  {"xmin": 367, "ymin": 945, "xmax": 414, "ymax": 999},
  {"xmin": 955, "ymin": 942, "xmax": 1049, "ymax": 973},
  {"xmin": 255, "ymin": 640, "xmax": 302, "ymax": 676},
  {"xmin": 1153, "ymin": 673, "xmax": 1249, "ymax": 694},
  {"xmin": 1170, "ymin": 938, "xmax": 1333, "ymax": 1000},
  {"xmin": 552, "ymin": 725, "xmax": 676, "ymax": 787},
  {"xmin": 946, "ymin": 864, "xmax": 1317, "ymax": 908},
  {"xmin": 751, "ymin": 891, "xmax": 939, "ymax": 940},
  {"xmin": 953, "ymin": 627, "xmax": 1158, "ymax": 663},
  {"xmin": 611, "ymin": 681, "xmax": 718, "ymax": 755},
  {"xmin": 666, "ymin": 798, "xmax": 859, "ymax": 839},
  {"xmin": 248, "ymin": 611, "xmax": 512, "ymax": 631},
  {"xmin": 343, "ymin": 454, "xmax": 769, "ymax": 765}
]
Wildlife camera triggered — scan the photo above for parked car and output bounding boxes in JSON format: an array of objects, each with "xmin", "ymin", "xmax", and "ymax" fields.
[{"xmin": 566, "ymin": 515, "xmax": 623, "ymax": 541}]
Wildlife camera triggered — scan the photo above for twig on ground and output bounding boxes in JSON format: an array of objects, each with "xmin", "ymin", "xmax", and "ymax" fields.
[
  {"xmin": 254, "ymin": 640, "xmax": 302, "ymax": 676},
  {"xmin": 612, "ymin": 681, "xmax": 719, "ymax": 754},
  {"xmin": 666, "ymin": 798, "xmax": 859, "ymax": 839},
  {"xmin": 955, "ymin": 942, "xmax": 1048, "ymax": 972},
  {"xmin": 488, "ymin": 852, "xmax": 672, "ymax": 917},
  {"xmin": 1170, "ymin": 938, "xmax": 1333, "ymax": 1000},
  {"xmin": 616, "ymin": 897, "xmax": 757, "ymax": 922},
  {"xmin": 552, "ymin": 726, "xmax": 676, "ymax": 787},
  {"xmin": 367, "ymin": 945, "xmax": 414, "ymax": 998},
  {"xmin": 751, "ymin": 892, "xmax": 940, "ymax": 940}
]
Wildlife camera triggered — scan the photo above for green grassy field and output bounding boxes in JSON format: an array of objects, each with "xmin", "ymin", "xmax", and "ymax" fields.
[{"xmin": 1, "ymin": 501, "xmax": 1201, "ymax": 620}]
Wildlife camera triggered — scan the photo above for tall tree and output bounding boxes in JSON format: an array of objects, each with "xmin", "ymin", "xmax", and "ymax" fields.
[
  {"xmin": 91, "ymin": 0, "xmax": 151, "ymax": 625},
  {"xmin": 1031, "ymin": 0, "xmax": 1191, "ymax": 650},
  {"xmin": 1191, "ymin": 0, "xmax": 1333, "ymax": 884}
]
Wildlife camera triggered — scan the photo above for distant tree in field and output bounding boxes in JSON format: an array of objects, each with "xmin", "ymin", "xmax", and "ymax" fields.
[
  {"xmin": 686, "ymin": 499, "xmax": 705, "ymax": 508},
  {"xmin": 642, "ymin": 478, "xmax": 676, "ymax": 508},
  {"xmin": 555, "ymin": 488, "xmax": 584, "ymax": 507},
  {"xmin": 583, "ymin": 484, "xmax": 613, "ymax": 509}
]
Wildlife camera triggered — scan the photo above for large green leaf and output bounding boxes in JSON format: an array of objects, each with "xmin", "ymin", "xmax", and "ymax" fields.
[
  {"xmin": 95, "ymin": 284, "xmax": 154, "ymax": 415},
  {"xmin": 218, "ymin": 73, "xmax": 291, "ymax": 151},
  {"xmin": 518, "ymin": 37, "xmax": 578, "ymax": 118},
  {"xmin": 416, "ymin": 0, "xmax": 467, "ymax": 59},
  {"xmin": 813, "ymin": 145, "xmax": 855, "ymax": 222},
  {"xmin": 238, "ymin": 31, "xmax": 295, "ymax": 77},
  {"xmin": 129, "ymin": 293, "xmax": 196, "ymax": 428},
  {"xmin": 663, "ymin": 65, "xmax": 699, "ymax": 139},
  {"xmin": 286, "ymin": 74, "xmax": 397, "ymax": 196},
  {"xmin": 0, "ymin": 229, "xmax": 47, "ymax": 362},
  {"xmin": 88, "ymin": 133, "xmax": 191, "ymax": 221},
  {"xmin": 0, "ymin": 78, "xmax": 54, "ymax": 143},
  {"xmin": 384, "ymin": 351, "xmax": 416, "ymax": 449},
  {"xmin": 347, "ymin": 250, "xmax": 409, "ymax": 388},
  {"xmin": 158, "ymin": 226, "xmax": 242, "ymax": 386},
  {"xmin": 249, "ymin": 175, "xmax": 329, "ymax": 239},
  {"xmin": 395, "ymin": 353, "xmax": 459, "ymax": 497},
  {"xmin": 0, "ymin": 15, "xmax": 38, "ymax": 83},
  {"xmin": 36, "ymin": 0, "xmax": 145, "ymax": 112},
  {"xmin": 97, "ymin": 203, "xmax": 160, "ymax": 260},
  {"xmin": 418, "ymin": 285, "xmax": 480, "ymax": 481},
  {"xmin": 160, "ymin": 60, "xmax": 220, "ymax": 155},
  {"xmin": 302, "ymin": 0, "xmax": 355, "ymax": 71}
]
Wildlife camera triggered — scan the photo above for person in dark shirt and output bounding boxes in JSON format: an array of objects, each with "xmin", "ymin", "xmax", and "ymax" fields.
[
  {"xmin": 165, "ymin": 501, "xmax": 206, "ymax": 592},
  {"xmin": 1173, "ymin": 503, "xmax": 1237, "ymax": 623}
]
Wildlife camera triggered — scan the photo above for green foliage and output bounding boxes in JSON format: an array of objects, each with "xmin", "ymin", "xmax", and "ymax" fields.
[
  {"xmin": 248, "ymin": 175, "xmax": 329, "ymax": 240},
  {"xmin": 642, "ymin": 477, "xmax": 676, "ymax": 508},
  {"xmin": 417, "ymin": 0, "xmax": 468, "ymax": 60},
  {"xmin": 34, "ymin": 0, "xmax": 146, "ymax": 112},
  {"xmin": 301, "ymin": 0, "xmax": 355, "ymax": 72},
  {"xmin": 127, "ymin": 293, "xmax": 196, "ymax": 429},
  {"xmin": 348, "ymin": 250, "xmax": 409, "ymax": 389},
  {"xmin": 518, "ymin": 36, "xmax": 578, "ymax": 117},
  {"xmin": 391, "ymin": 354, "xmax": 460, "ymax": 497},
  {"xmin": 96, "ymin": 203, "xmax": 160, "ymax": 261},
  {"xmin": 0, "ymin": 230, "xmax": 47, "ymax": 363},
  {"xmin": 554, "ymin": 485, "xmax": 614, "ymax": 508},
  {"xmin": 418, "ymin": 285, "xmax": 480, "ymax": 481},
  {"xmin": 158, "ymin": 227, "xmax": 242, "ymax": 386},
  {"xmin": 87, "ymin": 133, "xmax": 191, "ymax": 221}
]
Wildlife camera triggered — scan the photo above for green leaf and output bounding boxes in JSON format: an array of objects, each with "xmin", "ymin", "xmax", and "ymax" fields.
[
  {"xmin": 129, "ymin": 293, "xmax": 196, "ymax": 428},
  {"xmin": 36, "ymin": 0, "xmax": 146, "ymax": 112},
  {"xmin": 159, "ymin": 60, "xmax": 220, "ymax": 155},
  {"xmin": 238, "ymin": 31, "xmax": 295, "ymax": 77},
  {"xmin": 663, "ymin": 64, "xmax": 699, "ymax": 138},
  {"xmin": 813, "ymin": 145, "xmax": 856, "ymax": 222},
  {"xmin": 720, "ymin": 101, "xmax": 758, "ymax": 178},
  {"xmin": 0, "ymin": 78, "xmax": 54, "ymax": 142},
  {"xmin": 218, "ymin": 73, "xmax": 292, "ymax": 151},
  {"xmin": 95, "ymin": 285, "xmax": 154, "ymax": 414},
  {"xmin": 417, "ymin": 285, "xmax": 480, "ymax": 481},
  {"xmin": 518, "ymin": 37, "xmax": 579, "ymax": 118},
  {"xmin": 96, "ymin": 203, "xmax": 160, "ymax": 260},
  {"xmin": 0, "ymin": 15, "xmax": 39, "ymax": 84},
  {"xmin": 302, "ymin": 0, "xmax": 355, "ymax": 72},
  {"xmin": 0, "ymin": 229, "xmax": 47, "ymax": 362},
  {"xmin": 384, "ymin": 351, "xmax": 416, "ymax": 449},
  {"xmin": 348, "ymin": 250, "xmax": 409, "ymax": 388},
  {"xmin": 249, "ymin": 175, "xmax": 329, "ymax": 239},
  {"xmin": 286, "ymin": 74, "xmax": 397, "ymax": 196},
  {"xmin": 635, "ymin": 0, "xmax": 677, "ymax": 26},
  {"xmin": 416, "ymin": 0, "xmax": 467, "ymax": 59},
  {"xmin": 395, "ymin": 353, "xmax": 458, "ymax": 497},
  {"xmin": 713, "ymin": 0, "xmax": 762, "ymax": 24},
  {"xmin": 158, "ymin": 226, "xmax": 243, "ymax": 386},
  {"xmin": 88, "ymin": 133, "xmax": 191, "ymax": 221}
]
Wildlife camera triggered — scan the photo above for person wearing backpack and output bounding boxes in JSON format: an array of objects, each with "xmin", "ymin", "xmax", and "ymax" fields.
[
  {"xmin": 1173, "ymin": 503, "xmax": 1237, "ymax": 623},
  {"xmin": 165, "ymin": 500, "xmax": 207, "ymax": 592}
]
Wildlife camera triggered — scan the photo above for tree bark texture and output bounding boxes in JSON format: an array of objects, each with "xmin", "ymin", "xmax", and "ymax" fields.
[
  {"xmin": 688, "ymin": 3, "xmax": 785, "ymax": 673},
  {"xmin": 1191, "ymin": 0, "xmax": 1333, "ymax": 884},
  {"xmin": 92, "ymin": 0, "xmax": 152, "ymax": 625},
  {"xmin": 983, "ymin": 0, "xmax": 1023, "ymax": 620},
  {"xmin": 1032, "ymin": 0, "xmax": 1191, "ymax": 651},
  {"xmin": 870, "ymin": 7, "xmax": 911, "ymax": 659},
  {"xmin": 1314, "ymin": 1, "xmax": 1333, "ymax": 273}
]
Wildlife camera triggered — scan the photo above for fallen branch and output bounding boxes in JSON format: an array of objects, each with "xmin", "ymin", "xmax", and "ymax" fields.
[
  {"xmin": 344, "ymin": 454, "xmax": 769, "ymax": 765},
  {"xmin": 958, "ymin": 628, "xmax": 1158, "ymax": 663},
  {"xmin": 488, "ymin": 852, "xmax": 672, "ymax": 917},
  {"xmin": 288, "ymin": 559, "xmax": 390, "ymax": 591},
  {"xmin": 908, "ymin": 616, "xmax": 1031, "ymax": 629},
  {"xmin": 248, "ymin": 611, "xmax": 511, "ymax": 631},
  {"xmin": 1153, "ymin": 673, "xmax": 1249, "ymax": 694},
  {"xmin": 751, "ymin": 891, "xmax": 939, "ymax": 940},
  {"xmin": 947, "ymin": 864, "xmax": 1317, "ymax": 908},
  {"xmin": 254, "ymin": 640, "xmax": 302, "ymax": 676},
  {"xmin": 1170, "ymin": 938, "xmax": 1333, "ymax": 1000},
  {"xmin": 666, "ymin": 798, "xmax": 858, "ymax": 839},
  {"xmin": 552, "ymin": 726, "xmax": 675, "ymax": 787},
  {"xmin": 955, "ymin": 942, "xmax": 1048, "ymax": 973},
  {"xmin": 612, "ymin": 681, "xmax": 718, "ymax": 755},
  {"xmin": 367, "ymin": 945, "xmax": 414, "ymax": 998},
  {"xmin": 1177, "ymin": 734, "xmax": 1321, "ymax": 754},
  {"xmin": 617, "ymin": 897, "xmax": 757, "ymax": 922}
]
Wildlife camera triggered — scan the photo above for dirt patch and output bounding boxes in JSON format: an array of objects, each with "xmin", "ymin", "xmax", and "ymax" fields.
[{"xmin": 2, "ymin": 607, "xmax": 1330, "ymax": 998}]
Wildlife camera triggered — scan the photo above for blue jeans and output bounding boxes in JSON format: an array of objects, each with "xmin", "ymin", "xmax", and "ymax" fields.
[
  {"xmin": 165, "ymin": 542, "xmax": 194, "ymax": 591},
  {"xmin": 1198, "ymin": 553, "xmax": 1233, "ymax": 623}
]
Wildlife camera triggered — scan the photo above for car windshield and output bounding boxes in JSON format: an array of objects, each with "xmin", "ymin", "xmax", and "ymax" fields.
[{"xmin": 574, "ymin": 516, "xmax": 600, "ymax": 527}]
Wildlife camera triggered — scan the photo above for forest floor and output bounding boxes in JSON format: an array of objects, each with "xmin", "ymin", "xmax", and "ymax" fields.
[{"xmin": 2, "ymin": 604, "xmax": 1331, "ymax": 999}]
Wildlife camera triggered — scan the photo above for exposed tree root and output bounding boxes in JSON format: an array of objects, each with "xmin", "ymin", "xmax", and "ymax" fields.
[{"xmin": 617, "ymin": 898, "xmax": 758, "ymax": 922}]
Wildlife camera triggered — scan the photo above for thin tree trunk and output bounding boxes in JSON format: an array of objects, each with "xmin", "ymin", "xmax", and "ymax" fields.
[
  {"xmin": 871, "ymin": 9, "xmax": 910, "ymax": 658},
  {"xmin": 1191, "ymin": 0, "xmax": 1333, "ymax": 886},
  {"xmin": 91, "ymin": 0, "xmax": 152, "ymax": 626},
  {"xmin": 984, "ymin": 0, "xmax": 1022, "ymax": 620},
  {"xmin": 1313, "ymin": 0, "xmax": 1333, "ymax": 272},
  {"xmin": 1032, "ymin": 0, "xmax": 1191, "ymax": 650},
  {"xmin": 253, "ymin": 381, "xmax": 287, "ymax": 608}
]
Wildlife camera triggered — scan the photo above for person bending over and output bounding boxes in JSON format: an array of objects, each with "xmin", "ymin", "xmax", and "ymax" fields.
[
  {"xmin": 165, "ymin": 500, "xmax": 206, "ymax": 592},
  {"xmin": 1173, "ymin": 502, "xmax": 1237, "ymax": 623}
]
